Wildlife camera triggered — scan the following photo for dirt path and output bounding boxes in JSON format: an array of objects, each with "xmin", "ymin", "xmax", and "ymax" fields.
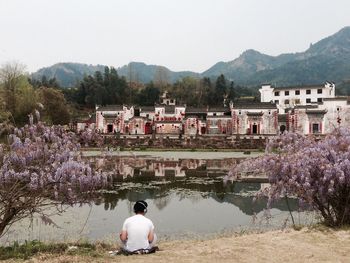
[{"xmin": 6, "ymin": 228, "xmax": 350, "ymax": 263}]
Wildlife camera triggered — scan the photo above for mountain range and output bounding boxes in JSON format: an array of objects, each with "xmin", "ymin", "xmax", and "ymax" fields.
[{"xmin": 32, "ymin": 26, "xmax": 350, "ymax": 88}]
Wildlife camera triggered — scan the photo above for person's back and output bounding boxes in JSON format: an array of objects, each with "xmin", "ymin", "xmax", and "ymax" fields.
[
  {"xmin": 120, "ymin": 200, "xmax": 156, "ymax": 252},
  {"xmin": 122, "ymin": 214, "xmax": 154, "ymax": 251}
]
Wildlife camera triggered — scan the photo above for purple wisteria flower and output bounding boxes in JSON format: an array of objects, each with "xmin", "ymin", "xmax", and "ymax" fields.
[{"xmin": 227, "ymin": 129, "xmax": 350, "ymax": 226}]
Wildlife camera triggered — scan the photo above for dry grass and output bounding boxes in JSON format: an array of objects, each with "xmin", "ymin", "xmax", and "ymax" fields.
[{"xmin": 3, "ymin": 227, "xmax": 350, "ymax": 263}]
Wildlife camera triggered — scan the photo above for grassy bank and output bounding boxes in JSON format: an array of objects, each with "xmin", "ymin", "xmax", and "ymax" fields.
[
  {"xmin": 0, "ymin": 240, "xmax": 112, "ymax": 261},
  {"xmin": 2, "ymin": 226, "xmax": 350, "ymax": 262}
]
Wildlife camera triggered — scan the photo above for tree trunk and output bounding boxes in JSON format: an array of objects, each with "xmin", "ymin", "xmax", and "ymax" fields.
[{"xmin": 0, "ymin": 207, "xmax": 17, "ymax": 237}]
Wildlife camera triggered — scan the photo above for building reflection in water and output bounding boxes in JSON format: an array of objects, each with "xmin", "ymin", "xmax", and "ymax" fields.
[
  {"xmin": 89, "ymin": 155, "xmax": 242, "ymax": 179},
  {"xmin": 88, "ymin": 155, "xmax": 298, "ymax": 216}
]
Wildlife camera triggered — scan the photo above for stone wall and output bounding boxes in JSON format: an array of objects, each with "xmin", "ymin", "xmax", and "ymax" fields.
[{"xmin": 103, "ymin": 135, "xmax": 267, "ymax": 150}]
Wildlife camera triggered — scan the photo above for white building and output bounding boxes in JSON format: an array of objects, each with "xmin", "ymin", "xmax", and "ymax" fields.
[
  {"xmin": 259, "ymin": 82, "xmax": 336, "ymax": 114},
  {"xmin": 96, "ymin": 105, "xmax": 134, "ymax": 133},
  {"xmin": 231, "ymin": 102, "xmax": 278, "ymax": 135}
]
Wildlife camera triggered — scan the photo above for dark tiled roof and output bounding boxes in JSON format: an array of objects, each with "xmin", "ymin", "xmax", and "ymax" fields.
[
  {"xmin": 294, "ymin": 105, "xmax": 318, "ymax": 109},
  {"xmin": 97, "ymin": 105, "xmax": 123, "ymax": 111},
  {"xmin": 323, "ymin": 97, "xmax": 348, "ymax": 101},
  {"xmin": 207, "ymin": 107, "xmax": 229, "ymax": 112},
  {"xmin": 207, "ymin": 115, "xmax": 232, "ymax": 119},
  {"xmin": 140, "ymin": 106, "xmax": 155, "ymax": 112},
  {"xmin": 185, "ymin": 115, "xmax": 199, "ymax": 119},
  {"xmin": 306, "ymin": 109, "xmax": 327, "ymax": 114},
  {"xmin": 76, "ymin": 114, "xmax": 96, "ymax": 123},
  {"xmin": 186, "ymin": 107, "xmax": 208, "ymax": 113},
  {"xmin": 103, "ymin": 113, "xmax": 118, "ymax": 118},
  {"xmin": 232, "ymin": 102, "xmax": 277, "ymax": 109}
]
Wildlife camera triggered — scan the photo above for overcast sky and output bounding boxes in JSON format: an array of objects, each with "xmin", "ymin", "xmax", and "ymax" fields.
[{"xmin": 0, "ymin": 0, "xmax": 349, "ymax": 73}]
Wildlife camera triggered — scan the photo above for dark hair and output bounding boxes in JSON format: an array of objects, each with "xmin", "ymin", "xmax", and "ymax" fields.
[{"xmin": 134, "ymin": 200, "xmax": 148, "ymax": 214}]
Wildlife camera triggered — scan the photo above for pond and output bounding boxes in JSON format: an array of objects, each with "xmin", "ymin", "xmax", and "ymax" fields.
[{"xmin": 2, "ymin": 151, "xmax": 315, "ymax": 244}]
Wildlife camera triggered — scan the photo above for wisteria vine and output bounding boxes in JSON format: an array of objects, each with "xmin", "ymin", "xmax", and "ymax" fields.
[
  {"xmin": 0, "ymin": 118, "xmax": 110, "ymax": 237},
  {"xmin": 227, "ymin": 128, "xmax": 350, "ymax": 226}
]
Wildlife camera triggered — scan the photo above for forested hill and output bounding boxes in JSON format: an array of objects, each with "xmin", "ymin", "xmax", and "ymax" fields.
[
  {"xmin": 203, "ymin": 26, "xmax": 350, "ymax": 86},
  {"xmin": 32, "ymin": 26, "xmax": 350, "ymax": 87},
  {"xmin": 32, "ymin": 63, "xmax": 106, "ymax": 87},
  {"xmin": 32, "ymin": 62, "xmax": 199, "ymax": 87}
]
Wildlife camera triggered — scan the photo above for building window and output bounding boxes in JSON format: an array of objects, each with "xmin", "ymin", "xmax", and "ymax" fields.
[
  {"xmin": 213, "ymin": 113, "xmax": 217, "ymax": 116},
  {"xmin": 274, "ymin": 91, "xmax": 280, "ymax": 96},
  {"xmin": 274, "ymin": 100, "xmax": 279, "ymax": 104},
  {"xmin": 268, "ymin": 111, "xmax": 271, "ymax": 115},
  {"xmin": 295, "ymin": 99, "xmax": 300, "ymax": 104},
  {"xmin": 317, "ymin": 98, "xmax": 322, "ymax": 103},
  {"xmin": 306, "ymin": 89, "xmax": 311, "ymax": 94},
  {"xmin": 317, "ymin": 89, "xmax": 322, "ymax": 94},
  {"xmin": 285, "ymin": 91, "xmax": 289, "ymax": 96},
  {"xmin": 238, "ymin": 111, "xmax": 242, "ymax": 115},
  {"xmin": 285, "ymin": 99, "xmax": 290, "ymax": 104},
  {"xmin": 312, "ymin": 123, "xmax": 320, "ymax": 134},
  {"xmin": 295, "ymin": 90, "xmax": 300, "ymax": 95},
  {"xmin": 306, "ymin": 98, "xmax": 311, "ymax": 103}
]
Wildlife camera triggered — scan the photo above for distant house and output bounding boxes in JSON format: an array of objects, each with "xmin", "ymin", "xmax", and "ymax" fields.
[
  {"xmin": 206, "ymin": 107, "xmax": 232, "ymax": 135},
  {"xmin": 259, "ymin": 82, "xmax": 335, "ymax": 114},
  {"xmin": 91, "ymin": 81, "xmax": 347, "ymax": 138},
  {"xmin": 127, "ymin": 116, "xmax": 147, "ymax": 135},
  {"xmin": 230, "ymin": 102, "xmax": 278, "ymax": 135},
  {"xmin": 76, "ymin": 115, "xmax": 96, "ymax": 132},
  {"xmin": 259, "ymin": 82, "xmax": 350, "ymax": 135},
  {"xmin": 96, "ymin": 105, "xmax": 134, "ymax": 134},
  {"xmin": 154, "ymin": 105, "xmax": 185, "ymax": 135},
  {"xmin": 184, "ymin": 107, "xmax": 207, "ymax": 136},
  {"xmin": 139, "ymin": 106, "xmax": 155, "ymax": 134},
  {"xmin": 160, "ymin": 91, "xmax": 176, "ymax": 105}
]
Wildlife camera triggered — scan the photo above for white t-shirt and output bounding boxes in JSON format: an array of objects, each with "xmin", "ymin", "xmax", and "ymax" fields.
[{"xmin": 122, "ymin": 214, "xmax": 155, "ymax": 252}]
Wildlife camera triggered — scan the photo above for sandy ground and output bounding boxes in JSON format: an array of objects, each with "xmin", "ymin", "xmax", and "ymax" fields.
[{"xmin": 5, "ymin": 228, "xmax": 350, "ymax": 263}]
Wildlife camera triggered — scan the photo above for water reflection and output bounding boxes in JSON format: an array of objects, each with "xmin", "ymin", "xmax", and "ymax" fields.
[
  {"xmin": 3, "ymin": 154, "xmax": 306, "ymax": 243},
  {"xmin": 86, "ymin": 154, "xmax": 298, "ymax": 215},
  {"xmin": 88, "ymin": 155, "xmax": 242, "ymax": 179},
  {"xmin": 99, "ymin": 180, "xmax": 298, "ymax": 216}
]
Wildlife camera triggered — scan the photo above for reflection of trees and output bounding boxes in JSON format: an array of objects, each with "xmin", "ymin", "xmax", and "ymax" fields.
[
  {"xmin": 153, "ymin": 194, "xmax": 171, "ymax": 210},
  {"xmin": 210, "ymin": 193, "xmax": 298, "ymax": 216}
]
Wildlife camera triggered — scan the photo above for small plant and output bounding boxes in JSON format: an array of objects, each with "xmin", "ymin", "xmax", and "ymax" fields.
[
  {"xmin": 0, "ymin": 240, "xmax": 67, "ymax": 260},
  {"xmin": 0, "ymin": 240, "xmax": 112, "ymax": 260},
  {"xmin": 140, "ymin": 146, "xmax": 147, "ymax": 151}
]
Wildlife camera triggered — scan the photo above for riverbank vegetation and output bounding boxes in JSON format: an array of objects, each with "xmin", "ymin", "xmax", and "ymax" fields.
[{"xmin": 0, "ymin": 240, "xmax": 107, "ymax": 260}]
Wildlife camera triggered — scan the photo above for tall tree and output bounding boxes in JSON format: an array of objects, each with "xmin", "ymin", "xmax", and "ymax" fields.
[
  {"xmin": 137, "ymin": 82, "xmax": 160, "ymax": 106},
  {"xmin": 37, "ymin": 87, "xmax": 70, "ymax": 125},
  {"xmin": 214, "ymin": 74, "xmax": 228, "ymax": 106},
  {"xmin": 0, "ymin": 62, "xmax": 26, "ymax": 115}
]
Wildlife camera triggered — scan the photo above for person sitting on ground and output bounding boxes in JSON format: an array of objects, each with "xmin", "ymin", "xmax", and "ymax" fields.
[{"xmin": 119, "ymin": 200, "xmax": 157, "ymax": 253}]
